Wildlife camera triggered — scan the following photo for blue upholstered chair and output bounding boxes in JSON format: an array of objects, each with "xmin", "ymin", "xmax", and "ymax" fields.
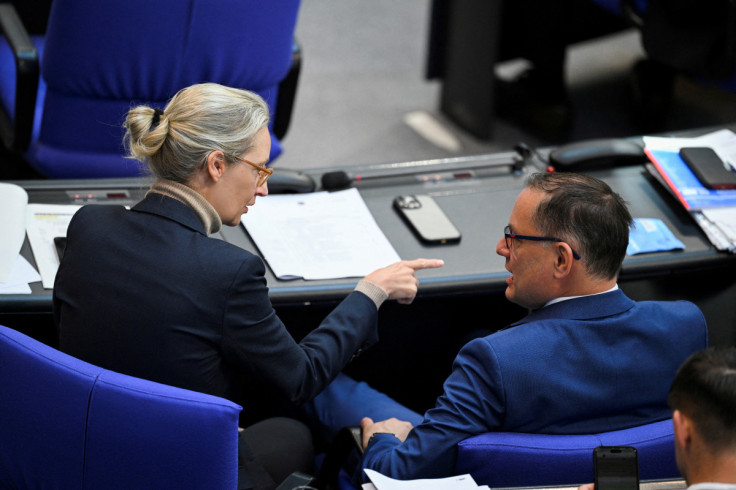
[
  {"xmin": 324, "ymin": 419, "xmax": 680, "ymax": 489},
  {"xmin": 0, "ymin": 324, "xmax": 242, "ymax": 488},
  {"xmin": 455, "ymin": 420, "xmax": 680, "ymax": 487},
  {"xmin": 0, "ymin": 0, "xmax": 301, "ymax": 178}
]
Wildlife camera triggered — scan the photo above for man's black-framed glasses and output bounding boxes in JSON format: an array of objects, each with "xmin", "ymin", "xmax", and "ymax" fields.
[{"xmin": 504, "ymin": 225, "xmax": 581, "ymax": 260}]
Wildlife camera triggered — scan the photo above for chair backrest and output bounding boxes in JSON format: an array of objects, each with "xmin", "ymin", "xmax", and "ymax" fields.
[
  {"xmin": 454, "ymin": 420, "xmax": 680, "ymax": 487},
  {"xmin": 0, "ymin": 324, "xmax": 242, "ymax": 489},
  {"xmin": 1, "ymin": 0, "xmax": 301, "ymax": 178}
]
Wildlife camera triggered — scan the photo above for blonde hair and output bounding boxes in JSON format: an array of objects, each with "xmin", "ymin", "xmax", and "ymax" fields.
[{"xmin": 124, "ymin": 83, "xmax": 270, "ymax": 183}]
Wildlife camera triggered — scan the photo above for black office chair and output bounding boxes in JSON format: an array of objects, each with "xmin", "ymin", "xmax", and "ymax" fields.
[{"xmin": 0, "ymin": 0, "xmax": 302, "ymax": 178}]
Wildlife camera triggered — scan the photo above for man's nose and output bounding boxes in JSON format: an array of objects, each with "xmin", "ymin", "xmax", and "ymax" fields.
[{"xmin": 496, "ymin": 237, "xmax": 509, "ymax": 257}]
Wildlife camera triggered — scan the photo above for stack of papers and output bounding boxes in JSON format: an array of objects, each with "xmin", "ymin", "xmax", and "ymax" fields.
[
  {"xmin": 363, "ymin": 469, "xmax": 489, "ymax": 490},
  {"xmin": 0, "ymin": 182, "xmax": 28, "ymax": 285},
  {"xmin": 26, "ymin": 204, "xmax": 83, "ymax": 288},
  {"xmin": 0, "ymin": 183, "xmax": 77, "ymax": 293},
  {"xmin": 644, "ymin": 129, "xmax": 736, "ymax": 252},
  {"xmin": 694, "ymin": 207, "xmax": 736, "ymax": 252},
  {"xmin": 242, "ymin": 188, "xmax": 401, "ymax": 280}
]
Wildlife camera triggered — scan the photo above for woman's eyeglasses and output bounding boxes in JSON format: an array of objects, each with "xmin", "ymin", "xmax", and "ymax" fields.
[{"xmin": 235, "ymin": 157, "xmax": 273, "ymax": 187}]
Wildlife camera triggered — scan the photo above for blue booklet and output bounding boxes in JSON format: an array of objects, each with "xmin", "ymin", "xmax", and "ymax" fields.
[
  {"xmin": 627, "ymin": 218, "xmax": 685, "ymax": 255},
  {"xmin": 646, "ymin": 148, "xmax": 736, "ymax": 210}
]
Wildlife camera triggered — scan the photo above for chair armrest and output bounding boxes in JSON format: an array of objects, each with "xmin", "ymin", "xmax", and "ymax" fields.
[
  {"xmin": 0, "ymin": 3, "xmax": 39, "ymax": 152},
  {"xmin": 272, "ymin": 39, "xmax": 301, "ymax": 140}
]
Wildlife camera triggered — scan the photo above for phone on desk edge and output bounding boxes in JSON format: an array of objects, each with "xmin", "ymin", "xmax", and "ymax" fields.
[
  {"xmin": 594, "ymin": 446, "xmax": 639, "ymax": 490},
  {"xmin": 680, "ymin": 146, "xmax": 736, "ymax": 190},
  {"xmin": 393, "ymin": 194, "xmax": 461, "ymax": 245}
]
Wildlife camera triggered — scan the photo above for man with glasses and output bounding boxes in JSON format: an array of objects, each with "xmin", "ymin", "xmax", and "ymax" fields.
[{"xmin": 311, "ymin": 172, "xmax": 708, "ymax": 483}]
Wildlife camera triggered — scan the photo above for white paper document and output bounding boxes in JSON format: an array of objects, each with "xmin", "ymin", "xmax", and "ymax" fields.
[
  {"xmin": 363, "ymin": 469, "xmax": 489, "ymax": 490},
  {"xmin": 241, "ymin": 188, "xmax": 400, "ymax": 280},
  {"xmin": 0, "ymin": 255, "xmax": 42, "ymax": 294},
  {"xmin": 25, "ymin": 204, "xmax": 83, "ymax": 289},
  {"xmin": 0, "ymin": 182, "xmax": 28, "ymax": 283},
  {"xmin": 697, "ymin": 206, "xmax": 736, "ymax": 252}
]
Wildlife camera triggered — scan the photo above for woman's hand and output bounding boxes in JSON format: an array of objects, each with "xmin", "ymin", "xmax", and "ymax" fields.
[{"xmin": 364, "ymin": 259, "xmax": 444, "ymax": 304}]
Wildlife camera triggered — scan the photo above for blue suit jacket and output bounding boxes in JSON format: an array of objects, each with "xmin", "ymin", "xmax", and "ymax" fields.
[
  {"xmin": 53, "ymin": 194, "xmax": 378, "ymax": 423},
  {"xmin": 360, "ymin": 289, "xmax": 707, "ymax": 480}
]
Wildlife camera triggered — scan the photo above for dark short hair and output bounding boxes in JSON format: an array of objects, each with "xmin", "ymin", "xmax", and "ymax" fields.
[
  {"xmin": 668, "ymin": 347, "xmax": 736, "ymax": 451},
  {"xmin": 525, "ymin": 172, "xmax": 632, "ymax": 280}
]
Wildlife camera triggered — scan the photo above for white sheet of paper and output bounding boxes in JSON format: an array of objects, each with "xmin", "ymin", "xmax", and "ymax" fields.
[
  {"xmin": 0, "ymin": 183, "xmax": 28, "ymax": 282},
  {"xmin": 0, "ymin": 255, "xmax": 42, "ymax": 294},
  {"xmin": 363, "ymin": 469, "xmax": 482, "ymax": 490},
  {"xmin": 702, "ymin": 206, "xmax": 736, "ymax": 238},
  {"xmin": 700, "ymin": 205, "xmax": 736, "ymax": 252},
  {"xmin": 25, "ymin": 204, "xmax": 83, "ymax": 289},
  {"xmin": 242, "ymin": 188, "xmax": 400, "ymax": 280}
]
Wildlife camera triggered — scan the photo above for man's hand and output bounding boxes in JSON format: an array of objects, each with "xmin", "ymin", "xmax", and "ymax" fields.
[
  {"xmin": 360, "ymin": 416, "xmax": 414, "ymax": 450},
  {"xmin": 578, "ymin": 484, "xmax": 594, "ymax": 490},
  {"xmin": 364, "ymin": 258, "xmax": 444, "ymax": 304}
]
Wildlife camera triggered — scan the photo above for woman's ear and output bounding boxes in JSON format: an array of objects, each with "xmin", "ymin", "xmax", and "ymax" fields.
[{"xmin": 206, "ymin": 151, "xmax": 227, "ymax": 182}]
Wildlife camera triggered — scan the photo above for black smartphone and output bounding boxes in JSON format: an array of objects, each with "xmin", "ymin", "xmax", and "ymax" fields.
[
  {"xmin": 593, "ymin": 446, "xmax": 639, "ymax": 490},
  {"xmin": 393, "ymin": 194, "xmax": 461, "ymax": 245},
  {"xmin": 680, "ymin": 146, "xmax": 736, "ymax": 189}
]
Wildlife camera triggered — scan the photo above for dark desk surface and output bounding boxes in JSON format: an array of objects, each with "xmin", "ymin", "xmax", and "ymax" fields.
[
  {"xmin": 3, "ymin": 149, "xmax": 733, "ymax": 312},
  {"xmin": 6, "ymin": 147, "xmax": 736, "ymax": 410}
]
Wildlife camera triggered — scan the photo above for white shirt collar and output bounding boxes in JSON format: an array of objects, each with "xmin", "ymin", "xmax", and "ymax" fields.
[
  {"xmin": 689, "ymin": 483, "xmax": 736, "ymax": 490},
  {"xmin": 544, "ymin": 284, "xmax": 619, "ymax": 308}
]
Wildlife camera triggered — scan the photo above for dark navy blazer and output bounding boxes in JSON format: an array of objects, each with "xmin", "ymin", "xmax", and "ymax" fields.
[
  {"xmin": 53, "ymin": 194, "xmax": 378, "ymax": 422},
  {"xmin": 360, "ymin": 289, "xmax": 708, "ymax": 479}
]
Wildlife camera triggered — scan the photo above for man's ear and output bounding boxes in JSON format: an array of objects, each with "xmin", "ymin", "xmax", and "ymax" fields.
[
  {"xmin": 206, "ymin": 151, "xmax": 227, "ymax": 182},
  {"xmin": 552, "ymin": 242, "xmax": 575, "ymax": 278},
  {"xmin": 673, "ymin": 409, "xmax": 692, "ymax": 450}
]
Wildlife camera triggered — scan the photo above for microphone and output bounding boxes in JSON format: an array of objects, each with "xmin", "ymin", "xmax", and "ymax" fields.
[
  {"xmin": 321, "ymin": 168, "xmax": 442, "ymax": 191},
  {"xmin": 321, "ymin": 170, "xmax": 355, "ymax": 191},
  {"xmin": 320, "ymin": 152, "xmax": 529, "ymax": 191}
]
